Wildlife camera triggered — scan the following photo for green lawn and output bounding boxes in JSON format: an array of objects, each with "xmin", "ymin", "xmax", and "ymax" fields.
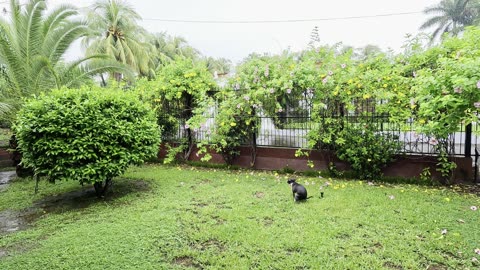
[{"xmin": 0, "ymin": 164, "xmax": 479, "ymax": 269}]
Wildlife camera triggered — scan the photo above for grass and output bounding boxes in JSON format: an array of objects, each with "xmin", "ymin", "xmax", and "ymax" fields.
[{"xmin": 0, "ymin": 164, "xmax": 479, "ymax": 269}]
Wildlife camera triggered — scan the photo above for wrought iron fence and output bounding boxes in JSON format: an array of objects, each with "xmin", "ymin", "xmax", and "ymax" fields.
[{"xmin": 158, "ymin": 90, "xmax": 479, "ymax": 158}]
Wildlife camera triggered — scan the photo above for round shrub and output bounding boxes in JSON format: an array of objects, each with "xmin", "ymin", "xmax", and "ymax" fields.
[
  {"xmin": 335, "ymin": 123, "xmax": 401, "ymax": 180},
  {"xmin": 14, "ymin": 86, "xmax": 161, "ymax": 196}
]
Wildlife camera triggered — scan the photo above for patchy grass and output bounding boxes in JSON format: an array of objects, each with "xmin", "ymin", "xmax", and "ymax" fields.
[{"xmin": 0, "ymin": 164, "xmax": 479, "ymax": 269}]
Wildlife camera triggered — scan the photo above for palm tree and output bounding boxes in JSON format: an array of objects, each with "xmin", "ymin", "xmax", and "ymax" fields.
[
  {"xmin": 420, "ymin": 0, "xmax": 480, "ymax": 41},
  {"xmin": 354, "ymin": 44, "xmax": 384, "ymax": 60},
  {"xmin": 84, "ymin": 0, "xmax": 153, "ymax": 80},
  {"xmin": 205, "ymin": 57, "xmax": 231, "ymax": 76},
  {"xmin": 147, "ymin": 33, "xmax": 200, "ymax": 71},
  {"xmin": 0, "ymin": 0, "xmax": 127, "ymax": 111}
]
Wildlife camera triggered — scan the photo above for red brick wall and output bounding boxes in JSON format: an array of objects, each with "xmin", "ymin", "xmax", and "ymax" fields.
[
  {"xmin": 0, "ymin": 148, "xmax": 12, "ymax": 168},
  {"xmin": 159, "ymin": 144, "xmax": 474, "ymax": 183}
]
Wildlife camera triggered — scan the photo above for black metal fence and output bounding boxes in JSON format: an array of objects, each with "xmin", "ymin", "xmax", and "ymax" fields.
[{"xmin": 158, "ymin": 90, "xmax": 479, "ymax": 158}]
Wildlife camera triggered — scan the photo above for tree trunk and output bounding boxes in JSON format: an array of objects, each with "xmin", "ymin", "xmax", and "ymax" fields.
[
  {"xmin": 250, "ymin": 107, "xmax": 258, "ymax": 168},
  {"xmin": 183, "ymin": 93, "xmax": 194, "ymax": 161},
  {"xmin": 113, "ymin": 72, "xmax": 122, "ymax": 83},
  {"xmin": 94, "ymin": 179, "xmax": 112, "ymax": 198},
  {"xmin": 100, "ymin": 74, "xmax": 107, "ymax": 87}
]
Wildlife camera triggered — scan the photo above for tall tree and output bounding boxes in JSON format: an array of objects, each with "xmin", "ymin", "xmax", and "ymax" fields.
[
  {"xmin": 205, "ymin": 57, "xmax": 231, "ymax": 76},
  {"xmin": 147, "ymin": 32, "xmax": 199, "ymax": 71},
  {"xmin": 84, "ymin": 0, "xmax": 153, "ymax": 80},
  {"xmin": 308, "ymin": 26, "xmax": 321, "ymax": 49},
  {"xmin": 420, "ymin": 0, "xmax": 480, "ymax": 41},
  {"xmin": 354, "ymin": 44, "xmax": 384, "ymax": 60},
  {"xmin": 0, "ymin": 0, "xmax": 125, "ymax": 115}
]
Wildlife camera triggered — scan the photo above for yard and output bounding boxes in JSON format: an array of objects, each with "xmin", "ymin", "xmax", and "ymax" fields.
[{"xmin": 0, "ymin": 164, "xmax": 479, "ymax": 269}]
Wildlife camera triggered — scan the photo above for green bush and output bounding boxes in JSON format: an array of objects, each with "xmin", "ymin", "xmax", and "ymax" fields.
[
  {"xmin": 335, "ymin": 123, "xmax": 401, "ymax": 180},
  {"xmin": 14, "ymin": 86, "xmax": 161, "ymax": 196}
]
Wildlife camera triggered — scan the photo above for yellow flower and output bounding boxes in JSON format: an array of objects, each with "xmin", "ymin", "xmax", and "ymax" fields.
[
  {"xmin": 230, "ymin": 122, "xmax": 236, "ymax": 127},
  {"xmin": 445, "ymin": 197, "xmax": 451, "ymax": 202},
  {"xmin": 363, "ymin": 94, "xmax": 371, "ymax": 99},
  {"xmin": 419, "ymin": 119, "xmax": 426, "ymax": 124},
  {"xmin": 383, "ymin": 84, "xmax": 388, "ymax": 88},
  {"xmin": 357, "ymin": 83, "xmax": 362, "ymax": 88}
]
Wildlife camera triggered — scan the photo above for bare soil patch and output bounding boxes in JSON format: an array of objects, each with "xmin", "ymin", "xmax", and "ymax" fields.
[
  {"xmin": 0, "ymin": 171, "xmax": 16, "ymax": 192},
  {"xmin": 172, "ymin": 256, "xmax": 202, "ymax": 269},
  {"xmin": 0, "ymin": 180, "xmax": 150, "ymax": 234}
]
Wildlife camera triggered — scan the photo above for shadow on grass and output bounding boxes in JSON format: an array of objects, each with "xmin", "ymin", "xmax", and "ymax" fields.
[{"xmin": 0, "ymin": 179, "xmax": 151, "ymax": 234}]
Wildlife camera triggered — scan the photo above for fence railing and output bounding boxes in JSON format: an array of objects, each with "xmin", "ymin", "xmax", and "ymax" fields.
[{"xmin": 158, "ymin": 90, "xmax": 479, "ymax": 158}]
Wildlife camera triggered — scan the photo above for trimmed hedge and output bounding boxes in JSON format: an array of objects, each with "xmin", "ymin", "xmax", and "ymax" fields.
[{"xmin": 14, "ymin": 86, "xmax": 161, "ymax": 190}]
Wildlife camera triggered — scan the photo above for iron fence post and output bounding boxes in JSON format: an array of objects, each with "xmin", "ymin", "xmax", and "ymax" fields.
[{"xmin": 465, "ymin": 123, "xmax": 472, "ymax": 158}]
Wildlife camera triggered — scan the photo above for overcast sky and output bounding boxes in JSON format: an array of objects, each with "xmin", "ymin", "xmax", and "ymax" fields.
[{"xmin": 3, "ymin": 0, "xmax": 441, "ymax": 63}]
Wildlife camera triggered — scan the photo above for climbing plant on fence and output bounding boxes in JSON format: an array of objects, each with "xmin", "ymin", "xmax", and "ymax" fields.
[
  {"xmin": 140, "ymin": 27, "xmax": 480, "ymax": 180},
  {"xmin": 190, "ymin": 54, "xmax": 301, "ymax": 166},
  {"xmin": 410, "ymin": 27, "xmax": 480, "ymax": 182},
  {"xmin": 293, "ymin": 48, "xmax": 406, "ymax": 179},
  {"xmin": 136, "ymin": 58, "xmax": 216, "ymax": 163}
]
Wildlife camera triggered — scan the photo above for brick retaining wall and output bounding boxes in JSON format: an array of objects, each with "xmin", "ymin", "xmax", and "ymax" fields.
[{"xmin": 159, "ymin": 144, "xmax": 474, "ymax": 183}]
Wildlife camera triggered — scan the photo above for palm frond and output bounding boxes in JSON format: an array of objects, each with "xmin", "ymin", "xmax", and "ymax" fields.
[
  {"xmin": 42, "ymin": 4, "xmax": 78, "ymax": 37},
  {"xmin": 23, "ymin": 0, "xmax": 47, "ymax": 62},
  {"xmin": 62, "ymin": 58, "xmax": 134, "ymax": 87},
  {"xmin": 0, "ymin": 23, "xmax": 25, "ymax": 94},
  {"xmin": 421, "ymin": 16, "xmax": 447, "ymax": 29},
  {"xmin": 44, "ymin": 22, "xmax": 89, "ymax": 64}
]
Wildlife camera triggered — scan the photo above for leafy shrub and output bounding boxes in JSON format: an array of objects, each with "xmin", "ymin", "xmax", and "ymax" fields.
[
  {"xmin": 335, "ymin": 123, "xmax": 401, "ymax": 180},
  {"xmin": 210, "ymin": 114, "xmax": 250, "ymax": 164},
  {"xmin": 14, "ymin": 86, "xmax": 161, "ymax": 196},
  {"xmin": 210, "ymin": 96, "xmax": 257, "ymax": 164}
]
